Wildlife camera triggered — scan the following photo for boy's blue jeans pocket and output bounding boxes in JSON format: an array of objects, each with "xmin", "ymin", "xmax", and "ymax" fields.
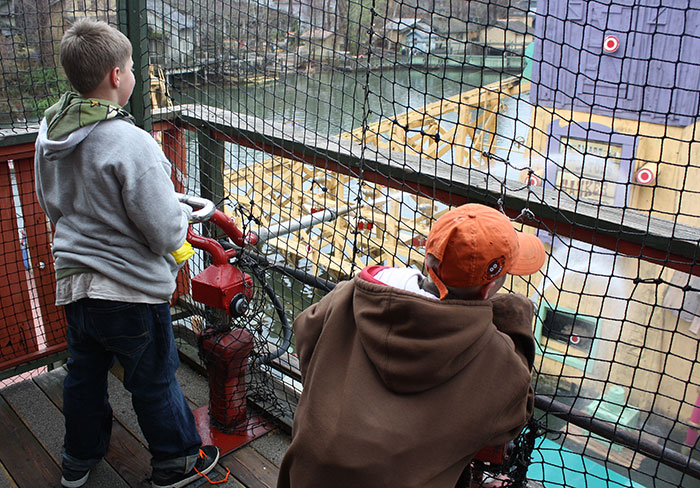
[{"xmin": 62, "ymin": 299, "xmax": 201, "ymax": 468}]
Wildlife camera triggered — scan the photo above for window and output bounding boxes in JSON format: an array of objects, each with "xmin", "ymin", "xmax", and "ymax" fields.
[
  {"xmin": 534, "ymin": 303, "xmax": 598, "ymax": 371},
  {"xmin": 545, "ymin": 121, "xmax": 637, "ymax": 208},
  {"xmin": 557, "ymin": 137, "xmax": 624, "ymax": 206}
]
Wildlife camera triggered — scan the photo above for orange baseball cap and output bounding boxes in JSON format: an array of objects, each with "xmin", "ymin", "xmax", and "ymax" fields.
[{"xmin": 425, "ymin": 204, "xmax": 545, "ymax": 299}]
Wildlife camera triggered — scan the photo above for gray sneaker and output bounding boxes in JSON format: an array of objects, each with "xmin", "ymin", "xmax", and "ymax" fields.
[
  {"xmin": 151, "ymin": 446, "xmax": 220, "ymax": 488},
  {"xmin": 60, "ymin": 467, "xmax": 90, "ymax": 488}
]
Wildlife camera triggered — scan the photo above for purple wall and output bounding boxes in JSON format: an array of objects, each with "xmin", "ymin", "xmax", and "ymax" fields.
[{"xmin": 530, "ymin": 0, "xmax": 700, "ymax": 126}]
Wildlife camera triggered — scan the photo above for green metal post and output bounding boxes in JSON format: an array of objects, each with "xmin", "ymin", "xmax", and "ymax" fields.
[
  {"xmin": 197, "ymin": 128, "xmax": 226, "ymax": 240},
  {"xmin": 118, "ymin": 0, "xmax": 151, "ymax": 132}
]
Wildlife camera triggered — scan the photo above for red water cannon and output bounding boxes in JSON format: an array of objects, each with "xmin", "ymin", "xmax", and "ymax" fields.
[
  {"xmin": 177, "ymin": 194, "xmax": 271, "ymax": 433},
  {"xmin": 192, "ymin": 256, "xmax": 252, "ymax": 317},
  {"xmin": 177, "ymin": 194, "xmax": 259, "ymax": 317}
]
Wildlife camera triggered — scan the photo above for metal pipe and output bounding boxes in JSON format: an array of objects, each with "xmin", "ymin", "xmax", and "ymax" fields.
[
  {"xmin": 256, "ymin": 209, "xmax": 343, "ymax": 243},
  {"xmin": 233, "ymin": 245, "xmax": 336, "ymax": 293},
  {"xmin": 254, "ymin": 191, "xmax": 402, "ymax": 243},
  {"xmin": 176, "ymin": 192, "xmax": 216, "ymax": 222},
  {"xmin": 186, "ymin": 227, "xmax": 230, "ymax": 266}
]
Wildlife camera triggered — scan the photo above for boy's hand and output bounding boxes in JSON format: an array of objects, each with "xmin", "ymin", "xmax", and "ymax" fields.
[{"xmin": 171, "ymin": 241, "xmax": 195, "ymax": 264}]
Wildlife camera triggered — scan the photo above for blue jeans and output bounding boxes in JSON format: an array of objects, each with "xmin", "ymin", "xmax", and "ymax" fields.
[{"xmin": 62, "ymin": 299, "xmax": 202, "ymax": 473}]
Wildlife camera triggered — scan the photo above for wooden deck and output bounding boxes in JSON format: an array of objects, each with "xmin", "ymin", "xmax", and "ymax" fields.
[{"xmin": 0, "ymin": 363, "xmax": 290, "ymax": 488}]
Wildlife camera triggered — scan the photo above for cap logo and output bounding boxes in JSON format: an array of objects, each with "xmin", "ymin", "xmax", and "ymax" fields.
[{"xmin": 483, "ymin": 256, "xmax": 506, "ymax": 281}]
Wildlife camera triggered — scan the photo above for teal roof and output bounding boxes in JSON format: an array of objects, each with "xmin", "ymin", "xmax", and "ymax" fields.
[{"xmin": 527, "ymin": 437, "xmax": 644, "ymax": 488}]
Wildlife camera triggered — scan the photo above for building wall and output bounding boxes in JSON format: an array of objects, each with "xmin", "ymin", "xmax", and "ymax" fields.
[
  {"xmin": 525, "ymin": 0, "xmax": 700, "ymax": 420},
  {"xmin": 530, "ymin": 0, "xmax": 700, "ymax": 127},
  {"xmin": 524, "ymin": 102, "xmax": 700, "ymax": 420}
]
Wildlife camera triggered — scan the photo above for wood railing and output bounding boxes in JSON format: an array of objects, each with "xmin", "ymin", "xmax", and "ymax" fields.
[{"xmin": 0, "ymin": 132, "xmax": 67, "ymax": 379}]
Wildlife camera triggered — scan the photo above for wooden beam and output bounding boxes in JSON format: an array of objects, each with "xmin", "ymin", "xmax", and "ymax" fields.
[{"xmin": 219, "ymin": 447, "xmax": 279, "ymax": 488}]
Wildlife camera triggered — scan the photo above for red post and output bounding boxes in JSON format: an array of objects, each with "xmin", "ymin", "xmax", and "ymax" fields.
[
  {"xmin": 160, "ymin": 122, "xmax": 192, "ymax": 303},
  {"xmin": 198, "ymin": 328, "xmax": 254, "ymax": 431}
]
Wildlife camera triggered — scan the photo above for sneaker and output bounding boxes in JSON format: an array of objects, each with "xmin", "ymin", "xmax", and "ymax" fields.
[
  {"xmin": 61, "ymin": 467, "xmax": 90, "ymax": 488},
  {"xmin": 151, "ymin": 446, "xmax": 220, "ymax": 488}
]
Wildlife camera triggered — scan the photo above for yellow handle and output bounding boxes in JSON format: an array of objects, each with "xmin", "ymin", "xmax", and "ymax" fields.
[{"xmin": 170, "ymin": 241, "xmax": 195, "ymax": 264}]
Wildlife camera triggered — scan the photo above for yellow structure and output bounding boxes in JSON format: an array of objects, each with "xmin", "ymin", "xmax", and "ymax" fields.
[
  {"xmin": 150, "ymin": 65, "xmax": 173, "ymax": 109},
  {"xmin": 224, "ymin": 156, "xmax": 438, "ymax": 281},
  {"xmin": 343, "ymin": 77, "xmax": 527, "ymax": 168},
  {"xmin": 221, "ymin": 77, "xmax": 536, "ymax": 283}
]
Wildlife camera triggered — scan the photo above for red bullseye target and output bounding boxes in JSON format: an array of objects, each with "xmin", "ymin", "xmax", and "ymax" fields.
[
  {"xmin": 604, "ymin": 35, "xmax": 620, "ymax": 53},
  {"xmin": 635, "ymin": 167, "xmax": 655, "ymax": 185}
]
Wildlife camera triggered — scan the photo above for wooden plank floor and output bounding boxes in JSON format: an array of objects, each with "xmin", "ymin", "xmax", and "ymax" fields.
[{"xmin": 0, "ymin": 364, "xmax": 290, "ymax": 488}]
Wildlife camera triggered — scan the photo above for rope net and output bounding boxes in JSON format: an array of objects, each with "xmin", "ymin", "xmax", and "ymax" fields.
[{"xmin": 1, "ymin": 0, "xmax": 700, "ymax": 486}]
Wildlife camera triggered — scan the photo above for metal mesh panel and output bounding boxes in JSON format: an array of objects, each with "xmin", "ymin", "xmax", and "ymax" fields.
[{"xmin": 2, "ymin": 0, "xmax": 700, "ymax": 486}]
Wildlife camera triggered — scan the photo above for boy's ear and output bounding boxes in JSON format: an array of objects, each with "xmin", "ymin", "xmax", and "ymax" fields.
[
  {"xmin": 110, "ymin": 66, "xmax": 121, "ymax": 89},
  {"xmin": 478, "ymin": 280, "xmax": 498, "ymax": 300}
]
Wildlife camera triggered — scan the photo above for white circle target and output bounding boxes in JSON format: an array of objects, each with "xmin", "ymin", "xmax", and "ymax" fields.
[
  {"xmin": 604, "ymin": 35, "xmax": 620, "ymax": 53},
  {"xmin": 636, "ymin": 167, "xmax": 654, "ymax": 185}
]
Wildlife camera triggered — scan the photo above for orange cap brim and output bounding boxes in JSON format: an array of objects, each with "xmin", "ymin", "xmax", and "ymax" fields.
[{"xmin": 509, "ymin": 232, "xmax": 546, "ymax": 277}]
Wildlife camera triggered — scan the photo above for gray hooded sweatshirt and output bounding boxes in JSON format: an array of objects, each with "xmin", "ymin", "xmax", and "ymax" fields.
[{"xmin": 34, "ymin": 93, "xmax": 189, "ymax": 301}]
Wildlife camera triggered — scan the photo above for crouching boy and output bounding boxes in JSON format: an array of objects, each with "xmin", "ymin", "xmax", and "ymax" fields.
[{"xmin": 277, "ymin": 203, "xmax": 545, "ymax": 488}]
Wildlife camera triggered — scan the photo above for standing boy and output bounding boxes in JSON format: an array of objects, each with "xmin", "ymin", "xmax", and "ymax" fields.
[
  {"xmin": 277, "ymin": 203, "xmax": 545, "ymax": 488},
  {"xmin": 34, "ymin": 19, "xmax": 218, "ymax": 488}
]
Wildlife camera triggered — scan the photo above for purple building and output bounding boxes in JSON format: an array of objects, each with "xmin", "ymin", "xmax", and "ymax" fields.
[{"xmin": 530, "ymin": 0, "xmax": 700, "ymax": 127}]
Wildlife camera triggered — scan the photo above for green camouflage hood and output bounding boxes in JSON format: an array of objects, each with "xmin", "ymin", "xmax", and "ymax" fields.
[{"xmin": 44, "ymin": 92, "xmax": 134, "ymax": 141}]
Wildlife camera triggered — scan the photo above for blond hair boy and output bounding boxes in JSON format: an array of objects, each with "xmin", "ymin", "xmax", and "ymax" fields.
[{"xmin": 35, "ymin": 18, "xmax": 217, "ymax": 488}]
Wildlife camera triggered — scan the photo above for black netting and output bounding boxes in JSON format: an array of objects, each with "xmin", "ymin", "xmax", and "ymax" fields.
[{"xmin": 2, "ymin": 0, "xmax": 700, "ymax": 486}]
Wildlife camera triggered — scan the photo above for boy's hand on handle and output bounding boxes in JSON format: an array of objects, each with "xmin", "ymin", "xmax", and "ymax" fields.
[
  {"xmin": 171, "ymin": 241, "xmax": 195, "ymax": 264},
  {"xmin": 176, "ymin": 193, "xmax": 215, "ymax": 223}
]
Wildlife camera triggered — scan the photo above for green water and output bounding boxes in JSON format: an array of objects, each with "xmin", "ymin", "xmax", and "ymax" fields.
[{"xmin": 172, "ymin": 67, "xmax": 504, "ymax": 134}]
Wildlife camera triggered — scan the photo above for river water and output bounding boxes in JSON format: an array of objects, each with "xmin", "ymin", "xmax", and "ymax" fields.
[{"xmin": 173, "ymin": 67, "xmax": 504, "ymax": 135}]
